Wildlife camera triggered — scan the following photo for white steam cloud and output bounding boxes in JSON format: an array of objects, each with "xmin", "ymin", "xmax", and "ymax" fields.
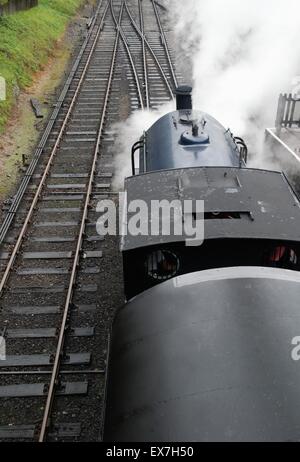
[
  {"xmin": 167, "ymin": 0, "xmax": 300, "ymax": 167},
  {"xmin": 113, "ymin": 0, "xmax": 300, "ymax": 189},
  {"xmin": 112, "ymin": 102, "xmax": 174, "ymax": 189}
]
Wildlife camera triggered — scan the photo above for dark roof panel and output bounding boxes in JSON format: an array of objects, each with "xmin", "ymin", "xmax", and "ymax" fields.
[{"xmin": 122, "ymin": 167, "xmax": 300, "ymax": 250}]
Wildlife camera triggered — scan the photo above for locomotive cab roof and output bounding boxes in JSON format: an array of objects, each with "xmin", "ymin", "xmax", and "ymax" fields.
[{"xmin": 121, "ymin": 166, "xmax": 300, "ymax": 251}]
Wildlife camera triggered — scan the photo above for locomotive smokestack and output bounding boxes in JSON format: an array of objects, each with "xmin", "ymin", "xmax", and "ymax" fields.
[{"xmin": 175, "ymin": 85, "xmax": 192, "ymax": 111}]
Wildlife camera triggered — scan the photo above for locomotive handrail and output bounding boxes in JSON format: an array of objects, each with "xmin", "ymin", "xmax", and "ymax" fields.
[
  {"xmin": 131, "ymin": 140, "xmax": 144, "ymax": 175},
  {"xmin": 234, "ymin": 136, "xmax": 248, "ymax": 166}
]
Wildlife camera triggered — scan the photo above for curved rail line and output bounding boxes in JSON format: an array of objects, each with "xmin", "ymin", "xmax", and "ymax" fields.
[
  {"xmin": 124, "ymin": 0, "xmax": 175, "ymax": 100},
  {"xmin": 139, "ymin": 0, "xmax": 150, "ymax": 108},
  {"xmin": 111, "ymin": 0, "xmax": 144, "ymax": 109},
  {"xmin": 151, "ymin": 0, "xmax": 178, "ymax": 89}
]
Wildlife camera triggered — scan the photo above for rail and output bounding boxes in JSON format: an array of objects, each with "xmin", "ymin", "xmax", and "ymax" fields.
[
  {"xmin": 151, "ymin": 0, "xmax": 178, "ymax": 89},
  {"xmin": 38, "ymin": 0, "xmax": 120, "ymax": 441},
  {"xmin": 124, "ymin": 0, "xmax": 175, "ymax": 99},
  {"xmin": 111, "ymin": 0, "xmax": 144, "ymax": 109}
]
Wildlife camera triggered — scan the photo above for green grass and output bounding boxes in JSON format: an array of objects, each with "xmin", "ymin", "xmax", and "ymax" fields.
[{"xmin": 0, "ymin": 0, "xmax": 87, "ymax": 133}]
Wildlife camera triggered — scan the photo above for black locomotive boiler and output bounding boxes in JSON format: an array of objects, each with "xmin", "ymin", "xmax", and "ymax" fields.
[{"xmin": 103, "ymin": 86, "xmax": 300, "ymax": 442}]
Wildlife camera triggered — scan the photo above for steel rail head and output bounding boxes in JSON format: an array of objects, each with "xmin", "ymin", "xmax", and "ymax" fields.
[
  {"xmin": 111, "ymin": 0, "xmax": 144, "ymax": 109},
  {"xmin": 98, "ymin": 331, "xmax": 111, "ymax": 441},
  {"xmin": 38, "ymin": 0, "xmax": 123, "ymax": 443},
  {"xmin": 124, "ymin": 0, "xmax": 174, "ymax": 99},
  {"xmin": 0, "ymin": 1, "xmax": 110, "ymax": 298},
  {"xmin": 0, "ymin": 369, "xmax": 105, "ymax": 376},
  {"xmin": 151, "ymin": 0, "xmax": 178, "ymax": 89},
  {"xmin": 138, "ymin": 0, "xmax": 150, "ymax": 109}
]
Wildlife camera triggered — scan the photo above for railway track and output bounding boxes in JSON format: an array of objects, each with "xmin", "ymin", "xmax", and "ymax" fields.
[
  {"xmin": 124, "ymin": 0, "xmax": 175, "ymax": 107},
  {"xmin": 0, "ymin": 0, "xmax": 179, "ymax": 441}
]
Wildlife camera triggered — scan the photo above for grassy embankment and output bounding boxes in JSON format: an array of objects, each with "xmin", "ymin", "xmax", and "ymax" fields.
[{"xmin": 0, "ymin": 0, "xmax": 87, "ymax": 133}]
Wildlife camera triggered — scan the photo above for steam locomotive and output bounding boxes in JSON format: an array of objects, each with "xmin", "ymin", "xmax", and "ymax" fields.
[{"xmin": 103, "ymin": 86, "xmax": 300, "ymax": 442}]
